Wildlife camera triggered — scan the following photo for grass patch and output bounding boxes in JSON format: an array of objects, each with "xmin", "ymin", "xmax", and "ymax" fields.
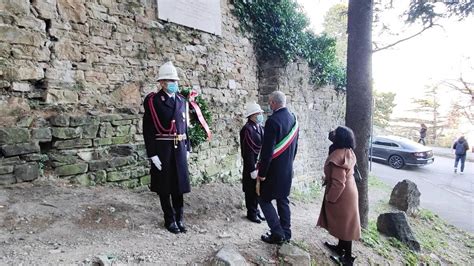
[
  {"xmin": 290, "ymin": 182, "xmax": 322, "ymax": 203},
  {"xmin": 368, "ymin": 174, "xmax": 390, "ymax": 191}
]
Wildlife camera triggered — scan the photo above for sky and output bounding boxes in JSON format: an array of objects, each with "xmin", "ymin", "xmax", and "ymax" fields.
[{"xmin": 297, "ymin": 0, "xmax": 473, "ymax": 139}]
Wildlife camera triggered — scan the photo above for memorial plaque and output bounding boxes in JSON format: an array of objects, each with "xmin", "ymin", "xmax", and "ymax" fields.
[{"xmin": 157, "ymin": 0, "xmax": 222, "ymax": 36}]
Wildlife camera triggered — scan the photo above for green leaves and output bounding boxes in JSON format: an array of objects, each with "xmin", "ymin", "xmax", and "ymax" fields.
[
  {"xmin": 180, "ymin": 88, "xmax": 212, "ymax": 148},
  {"xmin": 233, "ymin": 0, "xmax": 346, "ymax": 90}
]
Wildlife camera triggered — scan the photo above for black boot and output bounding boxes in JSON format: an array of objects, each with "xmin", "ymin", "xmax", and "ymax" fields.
[
  {"xmin": 175, "ymin": 208, "xmax": 187, "ymax": 233},
  {"xmin": 324, "ymin": 241, "xmax": 344, "ymax": 256},
  {"xmin": 164, "ymin": 221, "xmax": 180, "ymax": 234},
  {"xmin": 330, "ymin": 254, "xmax": 356, "ymax": 266}
]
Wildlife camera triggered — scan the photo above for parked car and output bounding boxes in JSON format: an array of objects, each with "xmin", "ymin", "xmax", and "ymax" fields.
[{"xmin": 370, "ymin": 136, "xmax": 434, "ymax": 169}]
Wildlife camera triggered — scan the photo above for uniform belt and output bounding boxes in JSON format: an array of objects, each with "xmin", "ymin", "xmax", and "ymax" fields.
[{"xmin": 155, "ymin": 134, "xmax": 187, "ymax": 141}]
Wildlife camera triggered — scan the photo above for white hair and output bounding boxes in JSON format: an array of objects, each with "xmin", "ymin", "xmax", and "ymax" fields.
[{"xmin": 269, "ymin": 91, "xmax": 286, "ymax": 106}]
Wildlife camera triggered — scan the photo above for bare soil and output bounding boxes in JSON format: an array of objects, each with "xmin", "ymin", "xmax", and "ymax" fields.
[{"xmin": 0, "ymin": 179, "xmax": 471, "ymax": 265}]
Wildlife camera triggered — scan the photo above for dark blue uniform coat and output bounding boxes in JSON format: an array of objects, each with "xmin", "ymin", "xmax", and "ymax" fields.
[
  {"xmin": 258, "ymin": 107, "xmax": 298, "ymax": 200},
  {"xmin": 239, "ymin": 120, "xmax": 264, "ymax": 193},
  {"xmin": 143, "ymin": 89, "xmax": 191, "ymax": 195}
]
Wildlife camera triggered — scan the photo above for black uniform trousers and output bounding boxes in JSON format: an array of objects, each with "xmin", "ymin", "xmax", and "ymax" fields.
[
  {"xmin": 245, "ymin": 190, "xmax": 260, "ymax": 218},
  {"xmin": 159, "ymin": 193, "xmax": 184, "ymax": 225},
  {"xmin": 258, "ymin": 196, "xmax": 291, "ymax": 240}
]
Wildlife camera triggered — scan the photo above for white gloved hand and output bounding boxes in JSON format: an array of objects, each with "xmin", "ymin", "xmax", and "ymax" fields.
[
  {"xmin": 151, "ymin": 155, "xmax": 162, "ymax": 171},
  {"xmin": 187, "ymin": 151, "xmax": 190, "ymax": 160},
  {"xmin": 250, "ymin": 170, "xmax": 258, "ymax": 179}
]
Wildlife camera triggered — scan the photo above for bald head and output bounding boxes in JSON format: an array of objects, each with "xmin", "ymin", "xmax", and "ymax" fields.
[{"xmin": 269, "ymin": 91, "xmax": 286, "ymax": 111}]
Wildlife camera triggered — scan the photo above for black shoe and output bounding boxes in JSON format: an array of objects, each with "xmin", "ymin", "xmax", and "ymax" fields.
[
  {"xmin": 330, "ymin": 254, "xmax": 356, "ymax": 266},
  {"xmin": 261, "ymin": 233, "xmax": 285, "ymax": 245},
  {"xmin": 257, "ymin": 212, "xmax": 266, "ymax": 221},
  {"xmin": 176, "ymin": 221, "xmax": 187, "ymax": 233},
  {"xmin": 324, "ymin": 241, "xmax": 344, "ymax": 256},
  {"xmin": 246, "ymin": 215, "xmax": 261, "ymax": 224},
  {"xmin": 165, "ymin": 222, "xmax": 180, "ymax": 234}
]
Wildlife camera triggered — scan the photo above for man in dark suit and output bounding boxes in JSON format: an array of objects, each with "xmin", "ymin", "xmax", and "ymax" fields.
[
  {"xmin": 257, "ymin": 91, "xmax": 298, "ymax": 244},
  {"xmin": 143, "ymin": 61, "xmax": 191, "ymax": 234}
]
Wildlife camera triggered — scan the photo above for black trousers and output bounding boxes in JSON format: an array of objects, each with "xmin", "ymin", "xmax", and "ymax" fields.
[
  {"xmin": 244, "ymin": 191, "xmax": 261, "ymax": 218},
  {"xmin": 258, "ymin": 197, "xmax": 291, "ymax": 240},
  {"xmin": 159, "ymin": 193, "xmax": 184, "ymax": 225}
]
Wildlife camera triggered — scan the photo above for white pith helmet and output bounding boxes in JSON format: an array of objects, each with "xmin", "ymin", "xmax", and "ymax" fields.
[
  {"xmin": 157, "ymin": 61, "xmax": 180, "ymax": 81},
  {"xmin": 244, "ymin": 102, "xmax": 264, "ymax": 118}
]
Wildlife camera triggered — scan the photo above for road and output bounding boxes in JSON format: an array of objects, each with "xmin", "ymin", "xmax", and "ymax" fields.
[{"xmin": 370, "ymin": 155, "xmax": 474, "ymax": 233}]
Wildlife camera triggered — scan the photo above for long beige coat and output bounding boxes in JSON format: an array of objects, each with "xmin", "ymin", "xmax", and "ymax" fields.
[{"xmin": 317, "ymin": 148, "xmax": 361, "ymax": 241}]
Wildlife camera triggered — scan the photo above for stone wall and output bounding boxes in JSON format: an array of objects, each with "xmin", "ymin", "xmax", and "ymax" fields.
[{"xmin": 0, "ymin": 0, "xmax": 344, "ymax": 187}]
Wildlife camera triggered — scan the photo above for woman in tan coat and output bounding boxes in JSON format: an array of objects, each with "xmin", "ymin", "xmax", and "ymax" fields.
[{"xmin": 317, "ymin": 126, "xmax": 360, "ymax": 266}]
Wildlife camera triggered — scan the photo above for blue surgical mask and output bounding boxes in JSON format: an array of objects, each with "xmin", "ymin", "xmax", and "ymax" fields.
[
  {"xmin": 256, "ymin": 114, "xmax": 264, "ymax": 124},
  {"xmin": 167, "ymin": 82, "xmax": 179, "ymax": 94}
]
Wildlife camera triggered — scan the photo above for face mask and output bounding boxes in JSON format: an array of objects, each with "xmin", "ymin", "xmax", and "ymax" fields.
[
  {"xmin": 256, "ymin": 114, "xmax": 264, "ymax": 124},
  {"xmin": 166, "ymin": 82, "xmax": 179, "ymax": 94}
]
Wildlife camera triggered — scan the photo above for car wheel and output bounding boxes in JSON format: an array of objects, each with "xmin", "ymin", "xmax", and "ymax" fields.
[{"xmin": 388, "ymin": 155, "xmax": 404, "ymax": 169}]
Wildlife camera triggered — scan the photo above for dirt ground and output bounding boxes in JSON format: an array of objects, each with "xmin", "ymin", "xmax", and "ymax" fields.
[{"xmin": 0, "ymin": 179, "xmax": 471, "ymax": 265}]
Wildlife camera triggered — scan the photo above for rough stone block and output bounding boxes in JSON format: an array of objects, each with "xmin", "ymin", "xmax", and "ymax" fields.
[
  {"xmin": 119, "ymin": 179, "xmax": 139, "ymax": 188},
  {"xmin": 0, "ymin": 25, "xmax": 46, "ymax": 47},
  {"xmin": 115, "ymin": 125, "xmax": 131, "ymax": 136},
  {"xmin": 20, "ymin": 153, "xmax": 48, "ymax": 162},
  {"xmin": 14, "ymin": 162, "xmax": 39, "ymax": 182},
  {"xmin": 108, "ymin": 156, "xmax": 130, "ymax": 168},
  {"xmin": 111, "ymin": 120, "xmax": 132, "ymax": 126},
  {"xmin": 99, "ymin": 123, "xmax": 114, "ymax": 138},
  {"xmin": 94, "ymin": 170, "xmax": 107, "ymax": 184},
  {"xmin": 0, "ymin": 156, "xmax": 22, "ymax": 166},
  {"xmin": 140, "ymin": 175, "xmax": 151, "ymax": 186},
  {"xmin": 74, "ymin": 173, "xmax": 91, "ymax": 186},
  {"xmin": 82, "ymin": 125, "xmax": 99, "ymax": 139},
  {"xmin": 53, "ymin": 139, "xmax": 92, "ymax": 149},
  {"xmin": 7, "ymin": 62, "xmax": 45, "ymax": 80},
  {"xmin": 51, "ymin": 127, "xmax": 82, "ymax": 139},
  {"xmin": 0, "ymin": 174, "xmax": 16, "ymax": 185},
  {"xmin": 93, "ymin": 138, "xmax": 112, "ymax": 146},
  {"xmin": 16, "ymin": 16, "xmax": 46, "ymax": 31},
  {"xmin": 45, "ymin": 89, "xmax": 79, "ymax": 104},
  {"xmin": 55, "ymin": 163, "xmax": 88, "ymax": 176},
  {"xmin": 11, "ymin": 45, "xmax": 51, "ymax": 61},
  {"xmin": 1, "ymin": 142, "xmax": 40, "ymax": 157},
  {"xmin": 377, "ymin": 212, "xmax": 420, "ymax": 252},
  {"xmin": 54, "ymin": 39, "xmax": 83, "ymax": 61},
  {"xmin": 107, "ymin": 170, "xmax": 130, "ymax": 182},
  {"xmin": 11, "ymin": 82, "xmax": 33, "ymax": 92},
  {"xmin": 112, "ymin": 136, "xmax": 131, "ymax": 145},
  {"xmin": 0, "ymin": 165, "xmax": 14, "ymax": 175},
  {"xmin": 278, "ymin": 243, "xmax": 311, "ymax": 266},
  {"xmin": 49, "ymin": 153, "xmax": 77, "ymax": 165},
  {"xmin": 16, "ymin": 116, "xmax": 35, "ymax": 127},
  {"xmin": 0, "ymin": 0, "xmax": 30, "ymax": 15},
  {"xmin": 212, "ymin": 245, "xmax": 248, "ymax": 266},
  {"xmin": 89, "ymin": 160, "xmax": 109, "ymax": 171},
  {"xmin": 70, "ymin": 116, "xmax": 100, "ymax": 126},
  {"xmin": 32, "ymin": 0, "xmax": 58, "ymax": 19},
  {"xmin": 57, "ymin": 0, "xmax": 87, "ymax": 23},
  {"xmin": 0, "ymin": 128, "xmax": 31, "ymax": 145},
  {"xmin": 389, "ymin": 179, "xmax": 421, "ymax": 216},
  {"xmin": 100, "ymin": 114, "xmax": 122, "ymax": 122},
  {"xmin": 32, "ymin": 128, "xmax": 52, "ymax": 142},
  {"xmin": 50, "ymin": 115, "xmax": 70, "ymax": 127}
]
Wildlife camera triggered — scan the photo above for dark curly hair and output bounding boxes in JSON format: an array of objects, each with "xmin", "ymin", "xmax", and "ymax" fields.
[{"xmin": 332, "ymin": 126, "xmax": 356, "ymax": 150}]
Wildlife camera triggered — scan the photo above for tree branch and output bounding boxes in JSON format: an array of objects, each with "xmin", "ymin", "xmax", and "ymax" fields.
[{"xmin": 373, "ymin": 24, "xmax": 438, "ymax": 53}]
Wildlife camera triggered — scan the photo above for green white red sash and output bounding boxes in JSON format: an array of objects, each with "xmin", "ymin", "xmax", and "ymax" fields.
[{"xmin": 272, "ymin": 118, "xmax": 298, "ymax": 159}]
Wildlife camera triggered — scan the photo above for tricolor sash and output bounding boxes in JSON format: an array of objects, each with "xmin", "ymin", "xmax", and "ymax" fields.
[{"xmin": 272, "ymin": 118, "xmax": 298, "ymax": 159}]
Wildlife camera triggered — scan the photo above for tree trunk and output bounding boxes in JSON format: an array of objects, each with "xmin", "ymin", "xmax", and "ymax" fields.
[{"xmin": 346, "ymin": 0, "xmax": 373, "ymax": 229}]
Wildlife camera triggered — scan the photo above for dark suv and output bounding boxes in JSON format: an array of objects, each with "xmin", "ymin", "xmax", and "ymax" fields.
[{"xmin": 370, "ymin": 136, "xmax": 435, "ymax": 169}]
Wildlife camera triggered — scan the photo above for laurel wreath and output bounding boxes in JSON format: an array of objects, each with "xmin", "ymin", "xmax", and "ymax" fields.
[{"xmin": 180, "ymin": 88, "xmax": 212, "ymax": 148}]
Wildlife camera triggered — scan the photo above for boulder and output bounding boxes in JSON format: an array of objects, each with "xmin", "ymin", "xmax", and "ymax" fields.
[
  {"xmin": 377, "ymin": 212, "xmax": 420, "ymax": 251},
  {"xmin": 389, "ymin": 179, "xmax": 420, "ymax": 215},
  {"xmin": 0, "ymin": 128, "xmax": 30, "ymax": 145},
  {"xmin": 0, "ymin": 174, "xmax": 16, "ymax": 185},
  {"xmin": 278, "ymin": 243, "xmax": 311, "ymax": 266},
  {"xmin": 212, "ymin": 245, "xmax": 248, "ymax": 266},
  {"xmin": 55, "ymin": 163, "xmax": 88, "ymax": 176}
]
